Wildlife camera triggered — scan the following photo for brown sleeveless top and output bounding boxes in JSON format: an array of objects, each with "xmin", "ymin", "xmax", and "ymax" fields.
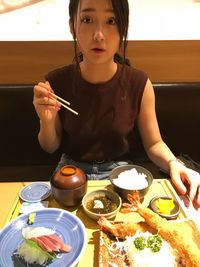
[{"xmin": 45, "ymin": 63, "xmax": 148, "ymax": 162}]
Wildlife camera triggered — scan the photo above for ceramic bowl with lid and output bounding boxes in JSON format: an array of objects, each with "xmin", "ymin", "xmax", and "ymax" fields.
[{"xmin": 50, "ymin": 165, "xmax": 88, "ymax": 206}]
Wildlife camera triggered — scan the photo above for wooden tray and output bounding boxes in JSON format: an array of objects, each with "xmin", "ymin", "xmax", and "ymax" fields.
[{"xmin": 5, "ymin": 179, "xmax": 188, "ymax": 225}]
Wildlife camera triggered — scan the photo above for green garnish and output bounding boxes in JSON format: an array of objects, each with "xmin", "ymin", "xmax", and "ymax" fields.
[
  {"xmin": 28, "ymin": 213, "xmax": 36, "ymax": 225},
  {"xmin": 147, "ymin": 235, "xmax": 162, "ymax": 252},
  {"xmin": 134, "ymin": 236, "xmax": 146, "ymax": 250},
  {"xmin": 133, "ymin": 234, "xmax": 162, "ymax": 252},
  {"xmin": 25, "ymin": 239, "xmax": 56, "ymax": 259}
]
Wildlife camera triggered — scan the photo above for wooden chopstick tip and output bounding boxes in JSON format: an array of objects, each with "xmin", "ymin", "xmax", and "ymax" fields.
[{"xmin": 48, "ymin": 91, "xmax": 78, "ymax": 115}]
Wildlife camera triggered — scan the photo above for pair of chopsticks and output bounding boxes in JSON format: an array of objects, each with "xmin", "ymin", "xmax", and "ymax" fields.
[{"xmin": 49, "ymin": 91, "xmax": 78, "ymax": 115}]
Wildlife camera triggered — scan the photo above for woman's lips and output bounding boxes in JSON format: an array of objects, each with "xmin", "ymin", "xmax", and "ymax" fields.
[{"xmin": 91, "ymin": 48, "xmax": 106, "ymax": 53}]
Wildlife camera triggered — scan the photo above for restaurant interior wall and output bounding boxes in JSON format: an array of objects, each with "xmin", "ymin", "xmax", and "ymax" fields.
[
  {"xmin": 0, "ymin": 0, "xmax": 200, "ymax": 83},
  {"xmin": 0, "ymin": 40, "xmax": 200, "ymax": 84}
]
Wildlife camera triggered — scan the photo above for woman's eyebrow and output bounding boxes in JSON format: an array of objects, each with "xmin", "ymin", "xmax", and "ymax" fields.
[{"xmin": 80, "ymin": 8, "xmax": 114, "ymax": 13}]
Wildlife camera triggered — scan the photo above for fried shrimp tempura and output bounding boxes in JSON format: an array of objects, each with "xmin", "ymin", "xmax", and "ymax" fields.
[
  {"xmin": 98, "ymin": 217, "xmax": 155, "ymax": 239},
  {"xmin": 98, "ymin": 192, "xmax": 200, "ymax": 267},
  {"xmin": 123, "ymin": 192, "xmax": 200, "ymax": 267}
]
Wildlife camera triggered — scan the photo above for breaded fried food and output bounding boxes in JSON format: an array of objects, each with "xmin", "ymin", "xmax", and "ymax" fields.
[
  {"xmin": 98, "ymin": 217, "xmax": 156, "ymax": 239},
  {"xmin": 121, "ymin": 192, "xmax": 200, "ymax": 267},
  {"xmin": 98, "ymin": 192, "xmax": 200, "ymax": 267}
]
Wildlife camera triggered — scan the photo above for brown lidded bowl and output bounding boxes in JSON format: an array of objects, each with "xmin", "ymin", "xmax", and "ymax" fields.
[
  {"xmin": 109, "ymin": 164, "xmax": 153, "ymax": 201},
  {"xmin": 50, "ymin": 165, "xmax": 88, "ymax": 206}
]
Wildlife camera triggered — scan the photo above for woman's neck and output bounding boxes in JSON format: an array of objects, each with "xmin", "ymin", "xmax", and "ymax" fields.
[{"xmin": 80, "ymin": 61, "xmax": 117, "ymax": 84}]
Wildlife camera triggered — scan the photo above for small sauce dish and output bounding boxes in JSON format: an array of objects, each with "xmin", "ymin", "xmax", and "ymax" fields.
[{"xmin": 149, "ymin": 195, "xmax": 181, "ymax": 220}]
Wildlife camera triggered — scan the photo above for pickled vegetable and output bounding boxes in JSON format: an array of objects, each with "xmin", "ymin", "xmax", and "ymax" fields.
[{"xmin": 155, "ymin": 198, "xmax": 175, "ymax": 215}]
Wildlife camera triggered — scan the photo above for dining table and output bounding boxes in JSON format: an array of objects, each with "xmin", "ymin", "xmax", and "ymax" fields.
[{"xmin": 0, "ymin": 179, "xmax": 195, "ymax": 267}]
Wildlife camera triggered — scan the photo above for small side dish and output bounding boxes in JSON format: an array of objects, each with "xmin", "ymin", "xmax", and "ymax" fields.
[
  {"xmin": 150, "ymin": 196, "xmax": 180, "ymax": 219},
  {"xmin": 19, "ymin": 182, "xmax": 51, "ymax": 202},
  {"xmin": 82, "ymin": 189, "xmax": 121, "ymax": 220},
  {"xmin": 86, "ymin": 195, "xmax": 118, "ymax": 214}
]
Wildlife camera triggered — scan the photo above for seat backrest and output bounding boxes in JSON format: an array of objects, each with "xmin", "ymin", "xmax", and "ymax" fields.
[
  {"xmin": 0, "ymin": 85, "xmax": 61, "ymax": 166},
  {"xmin": 0, "ymin": 83, "xmax": 199, "ymax": 166},
  {"xmin": 154, "ymin": 83, "xmax": 200, "ymax": 162}
]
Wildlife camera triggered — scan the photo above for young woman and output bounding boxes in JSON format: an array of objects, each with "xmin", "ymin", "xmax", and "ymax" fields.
[{"xmin": 33, "ymin": 0, "xmax": 200, "ymax": 207}]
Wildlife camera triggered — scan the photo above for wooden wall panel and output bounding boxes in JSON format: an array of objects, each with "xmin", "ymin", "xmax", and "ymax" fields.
[
  {"xmin": 126, "ymin": 41, "xmax": 200, "ymax": 82},
  {"xmin": 0, "ymin": 40, "xmax": 199, "ymax": 84}
]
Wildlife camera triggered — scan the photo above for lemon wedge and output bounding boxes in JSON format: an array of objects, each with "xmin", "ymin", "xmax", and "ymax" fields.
[{"xmin": 155, "ymin": 198, "xmax": 175, "ymax": 215}]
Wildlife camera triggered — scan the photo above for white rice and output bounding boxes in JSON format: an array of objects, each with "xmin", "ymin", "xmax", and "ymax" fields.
[{"xmin": 113, "ymin": 168, "xmax": 148, "ymax": 190}]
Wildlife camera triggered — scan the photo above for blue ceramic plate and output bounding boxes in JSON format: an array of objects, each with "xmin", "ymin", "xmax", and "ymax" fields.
[
  {"xmin": 0, "ymin": 208, "xmax": 87, "ymax": 267},
  {"xmin": 19, "ymin": 182, "xmax": 51, "ymax": 202}
]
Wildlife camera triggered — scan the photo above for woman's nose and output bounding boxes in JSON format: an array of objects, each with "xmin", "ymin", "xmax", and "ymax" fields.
[{"xmin": 93, "ymin": 28, "xmax": 104, "ymax": 42}]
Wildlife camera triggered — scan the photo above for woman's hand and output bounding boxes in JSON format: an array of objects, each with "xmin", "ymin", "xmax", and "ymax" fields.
[
  {"xmin": 33, "ymin": 81, "xmax": 60, "ymax": 123},
  {"xmin": 33, "ymin": 81, "xmax": 62, "ymax": 153},
  {"xmin": 169, "ymin": 160, "xmax": 200, "ymax": 209}
]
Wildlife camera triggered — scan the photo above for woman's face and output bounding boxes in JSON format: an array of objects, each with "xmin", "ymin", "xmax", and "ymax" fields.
[{"xmin": 71, "ymin": 0, "xmax": 120, "ymax": 66}]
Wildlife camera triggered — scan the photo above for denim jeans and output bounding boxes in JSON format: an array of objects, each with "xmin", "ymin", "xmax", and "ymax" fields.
[{"xmin": 53, "ymin": 153, "xmax": 132, "ymax": 180}]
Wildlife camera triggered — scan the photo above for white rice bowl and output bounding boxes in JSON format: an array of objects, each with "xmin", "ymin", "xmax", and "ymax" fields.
[{"xmin": 113, "ymin": 168, "xmax": 148, "ymax": 190}]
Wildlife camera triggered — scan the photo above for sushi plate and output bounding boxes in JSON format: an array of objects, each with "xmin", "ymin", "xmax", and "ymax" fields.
[{"xmin": 0, "ymin": 208, "xmax": 87, "ymax": 267}]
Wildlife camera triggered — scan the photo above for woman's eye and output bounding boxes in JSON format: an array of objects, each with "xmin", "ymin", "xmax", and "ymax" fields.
[
  {"xmin": 81, "ymin": 16, "xmax": 93, "ymax": 24},
  {"xmin": 107, "ymin": 17, "xmax": 116, "ymax": 25}
]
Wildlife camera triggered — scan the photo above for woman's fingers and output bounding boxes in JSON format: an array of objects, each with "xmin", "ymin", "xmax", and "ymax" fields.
[
  {"xmin": 170, "ymin": 168, "xmax": 187, "ymax": 195},
  {"xmin": 171, "ymin": 166, "xmax": 200, "ymax": 208},
  {"xmin": 194, "ymin": 187, "xmax": 200, "ymax": 207},
  {"xmin": 34, "ymin": 81, "xmax": 59, "ymax": 107},
  {"xmin": 43, "ymin": 96, "xmax": 61, "ymax": 109},
  {"xmin": 189, "ymin": 183, "xmax": 197, "ymax": 202},
  {"xmin": 186, "ymin": 169, "xmax": 200, "ymax": 207},
  {"xmin": 33, "ymin": 82, "xmax": 60, "ymax": 122},
  {"xmin": 34, "ymin": 83, "xmax": 49, "ymax": 97}
]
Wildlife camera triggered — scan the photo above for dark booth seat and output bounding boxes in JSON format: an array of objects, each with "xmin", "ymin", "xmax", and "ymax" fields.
[{"xmin": 0, "ymin": 83, "xmax": 200, "ymax": 181}]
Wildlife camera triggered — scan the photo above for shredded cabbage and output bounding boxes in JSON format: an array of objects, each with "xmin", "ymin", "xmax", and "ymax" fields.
[
  {"xmin": 125, "ymin": 232, "xmax": 176, "ymax": 267},
  {"xmin": 104, "ymin": 231, "xmax": 176, "ymax": 267},
  {"xmin": 16, "ymin": 239, "xmax": 56, "ymax": 265}
]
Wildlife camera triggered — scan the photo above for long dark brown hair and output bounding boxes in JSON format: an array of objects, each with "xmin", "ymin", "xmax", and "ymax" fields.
[{"xmin": 69, "ymin": 0, "xmax": 130, "ymax": 96}]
